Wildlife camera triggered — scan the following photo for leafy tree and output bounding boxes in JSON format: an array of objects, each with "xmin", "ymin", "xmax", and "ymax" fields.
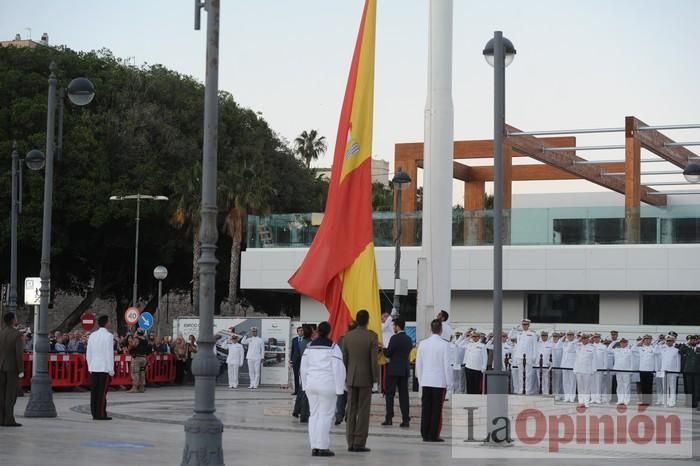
[{"xmin": 293, "ymin": 129, "xmax": 327, "ymax": 168}]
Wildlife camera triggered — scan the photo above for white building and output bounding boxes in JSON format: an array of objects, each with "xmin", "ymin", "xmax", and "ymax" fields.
[
  {"xmin": 315, "ymin": 158, "xmax": 390, "ymax": 187},
  {"xmin": 241, "ymin": 192, "xmax": 700, "ymax": 339}
]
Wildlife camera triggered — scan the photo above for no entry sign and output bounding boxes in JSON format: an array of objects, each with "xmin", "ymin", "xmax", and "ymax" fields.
[
  {"xmin": 81, "ymin": 312, "xmax": 96, "ymax": 331},
  {"xmin": 124, "ymin": 307, "xmax": 141, "ymax": 326}
]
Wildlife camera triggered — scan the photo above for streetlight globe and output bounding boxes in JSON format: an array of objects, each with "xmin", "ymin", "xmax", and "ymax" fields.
[
  {"xmin": 391, "ymin": 169, "xmax": 412, "ymax": 191},
  {"xmin": 25, "ymin": 149, "xmax": 46, "ymax": 171},
  {"xmin": 683, "ymin": 163, "xmax": 700, "ymax": 183},
  {"xmin": 67, "ymin": 77, "xmax": 95, "ymax": 106},
  {"xmin": 483, "ymin": 37, "xmax": 516, "ymax": 68},
  {"xmin": 153, "ymin": 266, "xmax": 168, "ymax": 281}
]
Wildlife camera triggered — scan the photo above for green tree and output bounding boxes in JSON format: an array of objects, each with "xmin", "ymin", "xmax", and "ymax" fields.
[{"xmin": 294, "ymin": 129, "xmax": 327, "ymax": 168}]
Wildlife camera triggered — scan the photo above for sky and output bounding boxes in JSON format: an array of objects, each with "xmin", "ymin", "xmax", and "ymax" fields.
[{"xmin": 2, "ymin": 0, "xmax": 700, "ymax": 204}]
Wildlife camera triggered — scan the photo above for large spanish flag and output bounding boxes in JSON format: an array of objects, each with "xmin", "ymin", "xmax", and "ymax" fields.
[{"xmin": 288, "ymin": 0, "xmax": 381, "ymax": 343}]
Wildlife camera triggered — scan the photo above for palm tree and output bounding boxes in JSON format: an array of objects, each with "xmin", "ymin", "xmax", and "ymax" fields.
[
  {"xmin": 294, "ymin": 129, "xmax": 327, "ymax": 168},
  {"xmin": 170, "ymin": 162, "xmax": 202, "ymax": 313},
  {"xmin": 219, "ymin": 162, "xmax": 276, "ymax": 316}
]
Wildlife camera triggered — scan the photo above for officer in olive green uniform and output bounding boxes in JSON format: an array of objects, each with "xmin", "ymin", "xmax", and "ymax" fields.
[{"xmin": 682, "ymin": 335, "xmax": 700, "ymax": 408}]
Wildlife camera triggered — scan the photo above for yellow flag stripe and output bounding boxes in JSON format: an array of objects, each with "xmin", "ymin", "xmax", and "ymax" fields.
[{"xmin": 340, "ymin": 242, "xmax": 382, "ymax": 345}]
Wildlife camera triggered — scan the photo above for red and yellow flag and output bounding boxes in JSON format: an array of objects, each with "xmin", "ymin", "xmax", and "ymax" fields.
[{"xmin": 288, "ymin": 0, "xmax": 381, "ymax": 343}]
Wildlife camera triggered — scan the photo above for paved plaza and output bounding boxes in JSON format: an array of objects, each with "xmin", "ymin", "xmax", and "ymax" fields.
[{"xmin": 0, "ymin": 386, "xmax": 698, "ymax": 465}]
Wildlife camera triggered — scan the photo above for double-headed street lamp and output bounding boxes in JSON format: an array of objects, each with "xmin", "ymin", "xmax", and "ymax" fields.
[
  {"xmin": 25, "ymin": 62, "xmax": 95, "ymax": 418},
  {"xmin": 483, "ymin": 31, "xmax": 516, "ymax": 444},
  {"xmin": 391, "ymin": 169, "xmax": 411, "ymax": 317},
  {"xmin": 8, "ymin": 144, "xmax": 45, "ymax": 314},
  {"xmin": 109, "ymin": 194, "xmax": 168, "ymax": 308}
]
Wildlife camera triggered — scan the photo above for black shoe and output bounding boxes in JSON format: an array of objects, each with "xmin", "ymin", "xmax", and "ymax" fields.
[
  {"xmin": 312, "ymin": 449, "xmax": 319, "ymax": 456},
  {"xmin": 381, "ymin": 420, "xmax": 392, "ymax": 426},
  {"xmin": 434, "ymin": 438, "xmax": 445, "ymax": 442},
  {"xmin": 94, "ymin": 417, "xmax": 112, "ymax": 421},
  {"xmin": 292, "ymin": 413, "xmax": 299, "ymax": 418},
  {"xmin": 299, "ymin": 417, "xmax": 308, "ymax": 423},
  {"xmin": 4, "ymin": 422, "xmax": 21, "ymax": 427},
  {"xmin": 400, "ymin": 422, "xmax": 410, "ymax": 428},
  {"xmin": 334, "ymin": 417, "xmax": 342, "ymax": 426},
  {"xmin": 317, "ymin": 449, "xmax": 335, "ymax": 457},
  {"xmin": 352, "ymin": 446, "xmax": 371, "ymax": 452}
]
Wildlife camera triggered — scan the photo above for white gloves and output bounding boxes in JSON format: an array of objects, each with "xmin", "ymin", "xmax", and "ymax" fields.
[
  {"xmin": 18, "ymin": 372, "xmax": 24, "ymax": 379},
  {"xmin": 372, "ymin": 382, "xmax": 379, "ymax": 393}
]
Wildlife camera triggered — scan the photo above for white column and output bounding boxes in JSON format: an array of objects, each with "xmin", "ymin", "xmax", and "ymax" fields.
[{"xmin": 420, "ymin": 0, "xmax": 454, "ymax": 337}]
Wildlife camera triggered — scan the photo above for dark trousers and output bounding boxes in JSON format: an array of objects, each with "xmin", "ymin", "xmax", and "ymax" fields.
[
  {"xmin": 0, "ymin": 371, "xmax": 19, "ymax": 425},
  {"xmin": 640, "ymin": 371, "xmax": 654, "ymax": 404},
  {"xmin": 175, "ymin": 360, "xmax": 185, "ymax": 384},
  {"xmin": 385, "ymin": 375, "xmax": 409, "ymax": 422},
  {"xmin": 611, "ymin": 374, "xmax": 617, "ymax": 402},
  {"xmin": 335, "ymin": 391, "xmax": 347, "ymax": 421},
  {"xmin": 465, "ymin": 368, "xmax": 483, "ymax": 394},
  {"xmin": 346, "ymin": 386, "xmax": 371, "ymax": 448},
  {"xmin": 686, "ymin": 373, "xmax": 700, "ymax": 407},
  {"xmin": 420, "ymin": 386, "xmax": 446, "ymax": 441},
  {"xmin": 292, "ymin": 361, "xmax": 300, "ymax": 394},
  {"xmin": 90, "ymin": 372, "xmax": 110, "ymax": 419},
  {"xmin": 293, "ymin": 390, "xmax": 309, "ymax": 420}
]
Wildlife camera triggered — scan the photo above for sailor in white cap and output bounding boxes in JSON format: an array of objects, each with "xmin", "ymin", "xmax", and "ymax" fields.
[
  {"xmin": 243, "ymin": 327, "xmax": 265, "ymax": 389},
  {"xmin": 573, "ymin": 333, "xmax": 596, "ymax": 408},
  {"xmin": 659, "ymin": 334, "xmax": 681, "ymax": 407},
  {"xmin": 536, "ymin": 330, "xmax": 553, "ymax": 395},
  {"xmin": 561, "ymin": 330, "xmax": 578, "ymax": 402},
  {"xmin": 509, "ymin": 319, "xmax": 537, "ymax": 394}
]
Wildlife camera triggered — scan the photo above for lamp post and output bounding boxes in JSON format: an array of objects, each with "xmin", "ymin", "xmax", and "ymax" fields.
[
  {"xmin": 483, "ymin": 31, "xmax": 516, "ymax": 444},
  {"xmin": 183, "ymin": 0, "xmax": 224, "ymax": 464},
  {"xmin": 154, "ymin": 266, "xmax": 168, "ymax": 335},
  {"xmin": 391, "ymin": 169, "xmax": 411, "ymax": 317},
  {"xmin": 8, "ymin": 144, "xmax": 45, "ymax": 314},
  {"xmin": 25, "ymin": 62, "xmax": 95, "ymax": 418},
  {"xmin": 109, "ymin": 194, "xmax": 168, "ymax": 308}
]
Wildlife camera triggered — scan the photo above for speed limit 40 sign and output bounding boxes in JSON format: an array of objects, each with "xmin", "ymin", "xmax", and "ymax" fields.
[{"xmin": 124, "ymin": 306, "xmax": 141, "ymax": 326}]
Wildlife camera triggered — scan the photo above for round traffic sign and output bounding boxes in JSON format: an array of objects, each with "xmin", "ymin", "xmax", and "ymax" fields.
[
  {"xmin": 81, "ymin": 312, "xmax": 96, "ymax": 331},
  {"xmin": 124, "ymin": 306, "xmax": 141, "ymax": 326},
  {"xmin": 138, "ymin": 311, "xmax": 154, "ymax": 331}
]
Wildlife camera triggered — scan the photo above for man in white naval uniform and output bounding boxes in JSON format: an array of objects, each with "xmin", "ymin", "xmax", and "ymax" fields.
[
  {"xmin": 551, "ymin": 332, "xmax": 564, "ymax": 400},
  {"xmin": 561, "ymin": 331, "xmax": 578, "ymax": 402},
  {"xmin": 573, "ymin": 334, "xmax": 596, "ymax": 408},
  {"xmin": 536, "ymin": 330, "xmax": 553, "ymax": 395},
  {"xmin": 463, "ymin": 331, "xmax": 487, "ymax": 394},
  {"xmin": 659, "ymin": 335, "xmax": 681, "ymax": 407},
  {"xmin": 86, "ymin": 315, "xmax": 115, "ymax": 420},
  {"xmin": 301, "ymin": 321, "xmax": 346, "ymax": 457},
  {"xmin": 635, "ymin": 334, "xmax": 656, "ymax": 405},
  {"xmin": 591, "ymin": 333, "xmax": 609, "ymax": 404},
  {"xmin": 613, "ymin": 338, "xmax": 633, "ymax": 405},
  {"xmin": 243, "ymin": 327, "xmax": 265, "ymax": 389},
  {"xmin": 509, "ymin": 319, "xmax": 538, "ymax": 395}
]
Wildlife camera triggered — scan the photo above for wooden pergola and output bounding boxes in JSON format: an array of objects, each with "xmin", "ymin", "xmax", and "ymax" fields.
[{"xmin": 394, "ymin": 116, "xmax": 697, "ymax": 245}]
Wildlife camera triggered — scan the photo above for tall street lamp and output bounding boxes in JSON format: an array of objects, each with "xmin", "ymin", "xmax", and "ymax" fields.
[
  {"xmin": 109, "ymin": 194, "xmax": 168, "ymax": 308},
  {"xmin": 25, "ymin": 62, "xmax": 95, "ymax": 418},
  {"xmin": 8, "ymin": 144, "xmax": 45, "ymax": 314},
  {"xmin": 391, "ymin": 169, "xmax": 411, "ymax": 317},
  {"xmin": 154, "ymin": 265, "xmax": 168, "ymax": 335},
  {"xmin": 183, "ymin": 0, "xmax": 224, "ymax": 464},
  {"xmin": 483, "ymin": 30, "xmax": 516, "ymax": 444}
]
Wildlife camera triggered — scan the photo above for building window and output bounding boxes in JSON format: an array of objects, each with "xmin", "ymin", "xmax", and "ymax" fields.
[
  {"xmin": 527, "ymin": 293, "xmax": 600, "ymax": 323},
  {"xmin": 642, "ymin": 294, "xmax": 700, "ymax": 325}
]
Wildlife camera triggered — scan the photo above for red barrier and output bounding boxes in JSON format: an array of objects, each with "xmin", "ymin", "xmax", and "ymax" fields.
[
  {"xmin": 111, "ymin": 354, "xmax": 133, "ymax": 387},
  {"xmin": 20, "ymin": 352, "xmax": 176, "ymax": 389},
  {"xmin": 21, "ymin": 353, "xmax": 32, "ymax": 388},
  {"xmin": 145, "ymin": 353, "xmax": 176, "ymax": 384},
  {"xmin": 48, "ymin": 353, "xmax": 87, "ymax": 387}
]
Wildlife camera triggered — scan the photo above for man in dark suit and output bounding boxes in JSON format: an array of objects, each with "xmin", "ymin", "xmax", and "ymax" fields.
[
  {"xmin": 0, "ymin": 313, "xmax": 24, "ymax": 427},
  {"xmin": 382, "ymin": 316, "xmax": 412, "ymax": 427},
  {"xmin": 342, "ymin": 309, "xmax": 379, "ymax": 453},
  {"xmin": 290, "ymin": 326, "xmax": 303, "ymax": 395}
]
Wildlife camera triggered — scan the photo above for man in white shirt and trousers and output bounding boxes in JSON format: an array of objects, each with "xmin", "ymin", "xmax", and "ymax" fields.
[
  {"xmin": 613, "ymin": 338, "xmax": 633, "ymax": 405},
  {"xmin": 573, "ymin": 333, "xmax": 596, "ymax": 407},
  {"xmin": 591, "ymin": 333, "xmax": 608, "ymax": 404},
  {"xmin": 416, "ymin": 319, "xmax": 453, "ymax": 443},
  {"xmin": 560, "ymin": 331, "xmax": 578, "ymax": 402},
  {"xmin": 86, "ymin": 315, "xmax": 115, "ymax": 420},
  {"xmin": 659, "ymin": 334, "xmax": 681, "ymax": 407},
  {"xmin": 537, "ymin": 330, "xmax": 553, "ymax": 395},
  {"xmin": 509, "ymin": 319, "xmax": 537, "ymax": 395},
  {"xmin": 226, "ymin": 335, "xmax": 245, "ymax": 388},
  {"xmin": 243, "ymin": 327, "xmax": 265, "ymax": 389}
]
